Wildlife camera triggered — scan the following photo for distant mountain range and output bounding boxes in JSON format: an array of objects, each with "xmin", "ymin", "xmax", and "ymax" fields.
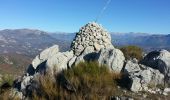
[
  {"xmin": 51, "ymin": 32, "xmax": 170, "ymax": 52},
  {"xmin": 0, "ymin": 29, "xmax": 169, "ymax": 75},
  {"xmin": 0, "ymin": 29, "xmax": 72, "ymax": 75},
  {"xmin": 110, "ymin": 32, "xmax": 170, "ymax": 52},
  {"xmin": 0, "ymin": 29, "xmax": 170, "ymax": 56},
  {"xmin": 0, "ymin": 29, "xmax": 70, "ymax": 57}
]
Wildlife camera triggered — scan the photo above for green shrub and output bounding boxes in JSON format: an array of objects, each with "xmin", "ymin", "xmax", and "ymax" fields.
[
  {"xmin": 120, "ymin": 45, "xmax": 143, "ymax": 60},
  {"xmin": 0, "ymin": 74, "xmax": 14, "ymax": 87},
  {"xmin": 0, "ymin": 74, "xmax": 19, "ymax": 100},
  {"xmin": 0, "ymin": 74, "xmax": 14, "ymax": 93}
]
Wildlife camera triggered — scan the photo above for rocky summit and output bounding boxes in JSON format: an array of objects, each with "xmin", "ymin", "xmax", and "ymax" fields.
[{"xmin": 12, "ymin": 22, "xmax": 170, "ymax": 99}]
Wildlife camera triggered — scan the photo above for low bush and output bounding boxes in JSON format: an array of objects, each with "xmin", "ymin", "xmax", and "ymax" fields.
[
  {"xmin": 120, "ymin": 45, "xmax": 143, "ymax": 61},
  {"xmin": 0, "ymin": 74, "xmax": 18, "ymax": 99},
  {"xmin": 0, "ymin": 74, "xmax": 14, "ymax": 86},
  {"xmin": 0, "ymin": 74, "xmax": 14, "ymax": 93}
]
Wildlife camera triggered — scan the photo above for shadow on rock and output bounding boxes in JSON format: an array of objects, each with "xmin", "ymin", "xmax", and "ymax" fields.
[{"xmin": 83, "ymin": 52, "xmax": 99, "ymax": 62}]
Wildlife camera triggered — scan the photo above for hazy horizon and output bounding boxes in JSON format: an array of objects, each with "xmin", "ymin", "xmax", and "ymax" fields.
[
  {"xmin": 0, "ymin": 0, "xmax": 170, "ymax": 34},
  {"xmin": 0, "ymin": 28, "xmax": 169, "ymax": 35}
]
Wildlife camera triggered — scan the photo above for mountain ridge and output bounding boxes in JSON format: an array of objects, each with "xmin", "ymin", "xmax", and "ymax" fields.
[{"xmin": 0, "ymin": 29, "xmax": 170, "ymax": 57}]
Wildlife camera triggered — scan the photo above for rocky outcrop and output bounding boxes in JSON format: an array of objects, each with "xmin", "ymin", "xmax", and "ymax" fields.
[
  {"xmin": 140, "ymin": 50, "xmax": 170, "ymax": 83},
  {"xmin": 15, "ymin": 22, "xmax": 125, "ymax": 97},
  {"xmin": 71, "ymin": 22, "xmax": 125, "ymax": 71},
  {"xmin": 140, "ymin": 49, "xmax": 170, "ymax": 74},
  {"xmin": 26, "ymin": 22, "xmax": 123, "ymax": 74},
  {"xmin": 123, "ymin": 60, "xmax": 164, "ymax": 92},
  {"xmin": 74, "ymin": 46, "xmax": 125, "ymax": 72},
  {"xmin": 31, "ymin": 22, "xmax": 123, "ymax": 72},
  {"xmin": 14, "ymin": 22, "xmax": 170, "ymax": 98}
]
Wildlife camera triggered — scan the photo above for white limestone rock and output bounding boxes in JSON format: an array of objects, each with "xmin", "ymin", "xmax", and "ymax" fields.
[
  {"xmin": 32, "ymin": 45, "xmax": 59, "ymax": 69},
  {"xmin": 75, "ymin": 46, "xmax": 98, "ymax": 65},
  {"xmin": 130, "ymin": 77, "xmax": 142, "ymax": 92},
  {"xmin": 124, "ymin": 60, "xmax": 164, "ymax": 92},
  {"xmin": 21, "ymin": 75, "xmax": 33, "ymax": 90},
  {"xmin": 98, "ymin": 47, "xmax": 125, "ymax": 72},
  {"xmin": 163, "ymin": 88, "xmax": 170, "ymax": 95},
  {"xmin": 141, "ymin": 49, "xmax": 170, "ymax": 84},
  {"xmin": 141, "ymin": 49, "xmax": 170, "ymax": 75},
  {"xmin": 68, "ymin": 56, "xmax": 77, "ymax": 68},
  {"xmin": 124, "ymin": 60, "xmax": 141, "ymax": 74},
  {"xmin": 46, "ymin": 50, "xmax": 74, "ymax": 72}
]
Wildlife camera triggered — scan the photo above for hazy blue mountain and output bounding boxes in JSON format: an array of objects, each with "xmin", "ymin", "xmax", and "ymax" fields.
[
  {"xmin": 110, "ymin": 32, "xmax": 149, "ymax": 46},
  {"xmin": 50, "ymin": 32, "xmax": 170, "ymax": 51},
  {"xmin": 49, "ymin": 32, "xmax": 75, "ymax": 44},
  {"xmin": 110, "ymin": 32, "xmax": 170, "ymax": 51},
  {"xmin": 0, "ymin": 29, "xmax": 169, "ymax": 57}
]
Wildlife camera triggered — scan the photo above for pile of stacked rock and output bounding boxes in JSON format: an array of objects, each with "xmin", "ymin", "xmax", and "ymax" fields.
[{"xmin": 71, "ymin": 22, "xmax": 113, "ymax": 56}]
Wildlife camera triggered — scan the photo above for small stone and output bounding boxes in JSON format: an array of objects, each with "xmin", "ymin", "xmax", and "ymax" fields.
[
  {"xmin": 94, "ymin": 43, "xmax": 101, "ymax": 51},
  {"xmin": 68, "ymin": 56, "xmax": 77, "ymax": 68},
  {"xmin": 89, "ymin": 41, "xmax": 93, "ymax": 46},
  {"xmin": 75, "ymin": 45, "xmax": 84, "ymax": 55}
]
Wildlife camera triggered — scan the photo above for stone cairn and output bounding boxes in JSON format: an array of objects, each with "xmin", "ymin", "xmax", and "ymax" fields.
[{"xmin": 71, "ymin": 22, "xmax": 113, "ymax": 56}]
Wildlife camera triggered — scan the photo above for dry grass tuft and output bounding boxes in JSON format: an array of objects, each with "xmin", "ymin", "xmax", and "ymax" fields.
[
  {"xmin": 0, "ymin": 89, "xmax": 20, "ymax": 100},
  {"xmin": 31, "ymin": 61, "xmax": 122, "ymax": 99},
  {"xmin": 63, "ymin": 61, "xmax": 122, "ymax": 99}
]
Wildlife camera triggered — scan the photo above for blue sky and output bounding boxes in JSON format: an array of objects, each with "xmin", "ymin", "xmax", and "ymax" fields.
[{"xmin": 0, "ymin": 0, "xmax": 170, "ymax": 34}]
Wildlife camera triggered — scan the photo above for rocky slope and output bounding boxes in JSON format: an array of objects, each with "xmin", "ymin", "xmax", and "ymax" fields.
[
  {"xmin": 0, "ymin": 53, "xmax": 31, "ymax": 76},
  {"xmin": 5, "ymin": 22, "xmax": 170, "ymax": 99}
]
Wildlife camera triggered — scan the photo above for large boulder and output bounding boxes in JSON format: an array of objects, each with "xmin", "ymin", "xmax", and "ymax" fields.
[
  {"xmin": 75, "ymin": 46, "xmax": 98, "ymax": 65},
  {"xmin": 74, "ymin": 46, "xmax": 125, "ymax": 72},
  {"xmin": 140, "ymin": 50, "xmax": 170, "ymax": 82},
  {"xmin": 46, "ymin": 50, "xmax": 74, "ymax": 72},
  {"xmin": 123, "ymin": 60, "xmax": 164, "ymax": 92},
  {"xmin": 98, "ymin": 47, "xmax": 125, "ymax": 72},
  {"xmin": 31, "ymin": 45, "xmax": 59, "ymax": 69},
  {"xmin": 140, "ymin": 49, "xmax": 170, "ymax": 74},
  {"xmin": 71, "ymin": 22, "xmax": 113, "ymax": 56}
]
